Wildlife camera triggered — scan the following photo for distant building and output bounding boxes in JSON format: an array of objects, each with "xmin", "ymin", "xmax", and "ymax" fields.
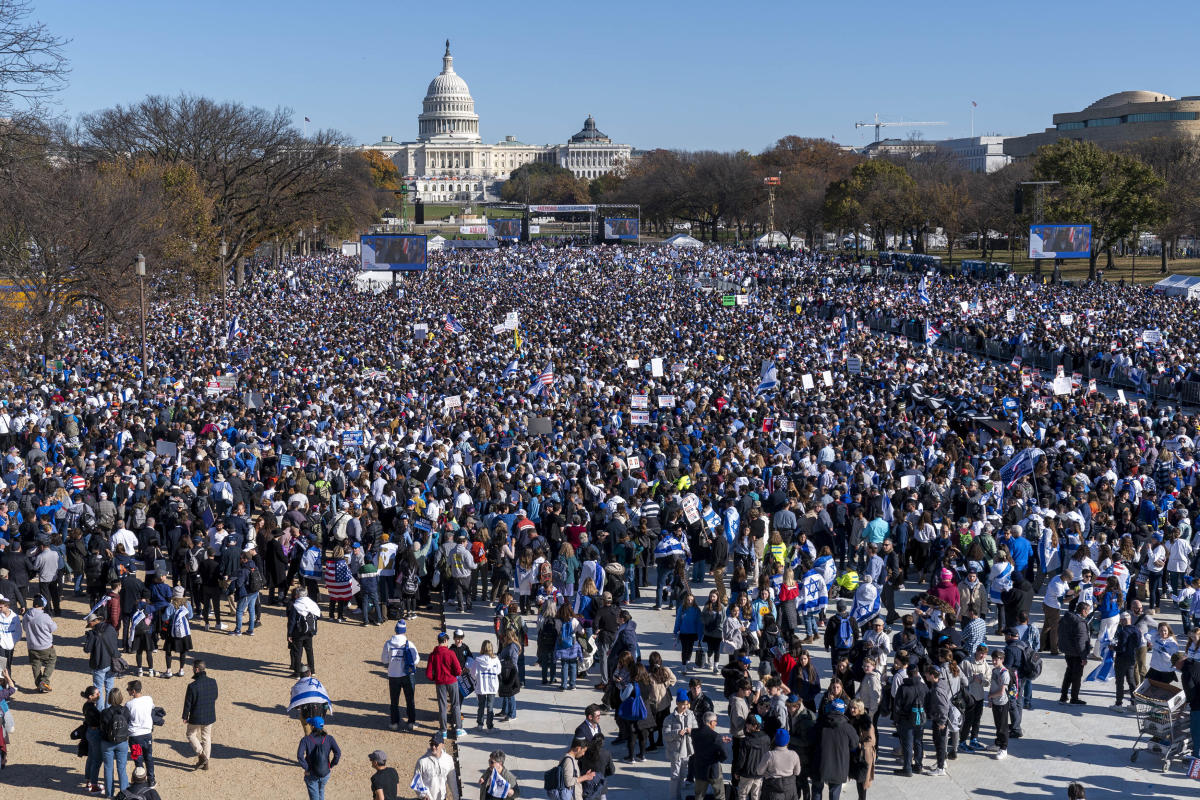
[
  {"xmin": 358, "ymin": 41, "xmax": 632, "ymax": 204},
  {"xmin": 1004, "ymin": 90, "xmax": 1200, "ymax": 158},
  {"xmin": 933, "ymin": 136, "xmax": 1012, "ymax": 173},
  {"xmin": 859, "ymin": 137, "xmax": 938, "ymax": 159}
]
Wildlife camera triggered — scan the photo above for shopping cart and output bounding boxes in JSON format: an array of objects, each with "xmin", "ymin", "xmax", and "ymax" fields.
[{"xmin": 1129, "ymin": 678, "xmax": 1192, "ymax": 772}]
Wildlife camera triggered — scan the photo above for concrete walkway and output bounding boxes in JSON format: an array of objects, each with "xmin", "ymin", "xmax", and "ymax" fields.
[{"xmin": 445, "ymin": 576, "xmax": 1197, "ymax": 800}]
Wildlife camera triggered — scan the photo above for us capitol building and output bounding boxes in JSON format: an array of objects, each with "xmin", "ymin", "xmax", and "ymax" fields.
[{"xmin": 360, "ymin": 41, "xmax": 633, "ymax": 204}]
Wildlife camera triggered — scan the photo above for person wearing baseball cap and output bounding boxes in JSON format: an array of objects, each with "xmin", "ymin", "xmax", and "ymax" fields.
[
  {"xmin": 367, "ymin": 749, "xmax": 400, "ymax": 800},
  {"xmin": 381, "ymin": 619, "xmax": 420, "ymax": 731},
  {"xmin": 297, "ymin": 714, "xmax": 341, "ymax": 800},
  {"xmin": 412, "ymin": 732, "xmax": 457, "ymax": 800}
]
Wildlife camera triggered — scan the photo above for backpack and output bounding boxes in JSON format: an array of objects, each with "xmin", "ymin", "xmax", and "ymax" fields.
[
  {"xmin": 186, "ymin": 549, "xmax": 200, "ymax": 574},
  {"xmin": 246, "ymin": 565, "xmax": 265, "ymax": 593},
  {"xmin": 330, "ymin": 472, "xmax": 345, "ymax": 495},
  {"xmin": 101, "ymin": 707, "xmax": 130, "ymax": 743},
  {"xmin": 314, "ymin": 480, "xmax": 332, "ymax": 502},
  {"xmin": 543, "ymin": 758, "xmax": 573, "ymax": 800},
  {"xmin": 402, "ymin": 566, "xmax": 421, "ymax": 595},
  {"xmin": 552, "ymin": 556, "xmax": 568, "ymax": 584},
  {"xmin": 557, "ymin": 619, "xmax": 575, "ymax": 651},
  {"xmin": 1017, "ymin": 641, "xmax": 1043, "ymax": 680},
  {"xmin": 132, "ymin": 503, "xmax": 148, "ymax": 529}
]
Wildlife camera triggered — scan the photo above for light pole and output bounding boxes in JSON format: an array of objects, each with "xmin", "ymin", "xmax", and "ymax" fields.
[
  {"xmin": 219, "ymin": 240, "xmax": 228, "ymax": 325},
  {"xmin": 136, "ymin": 253, "xmax": 147, "ymax": 374}
]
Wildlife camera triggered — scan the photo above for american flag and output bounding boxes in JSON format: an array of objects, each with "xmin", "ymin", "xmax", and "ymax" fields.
[
  {"xmin": 71, "ymin": 475, "xmax": 86, "ymax": 491},
  {"xmin": 443, "ymin": 314, "xmax": 464, "ymax": 334},
  {"xmin": 538, "ymin": 362, "xmax": 554, "ymax": 386},
  {"xmin": 324, "ymin": 558, "xmax": 358, "ymax": 601}
]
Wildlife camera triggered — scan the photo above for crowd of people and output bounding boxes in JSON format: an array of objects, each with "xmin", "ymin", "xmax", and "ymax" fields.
[{"xmin": 0, "ymin": 242, "xmax": 1198, "ymax": 799}]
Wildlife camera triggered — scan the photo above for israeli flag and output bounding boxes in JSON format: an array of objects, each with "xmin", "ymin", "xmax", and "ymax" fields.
[
  {"xmin": 755, "ymin": 360, "xmax": 778, "ymax": 395},
  {"xmin": 501, "ymin": 359, "xmax": 519, "ymax": 380},
  {"xmin": 1085, "ymin": 632, "xmax": 1115, "ymax": 682},
  {"xmin": 226, "ymin": 315, "xmax": 246, "ymax": 346},
  {"xmin": 918, "ymin": 275, "xmax": 931, "ymax": 304},
  {"xmin": 487, "ymin": 767, "xmax": 511, "ymax": 798},
  {"xmin": 410, "ymin": 770, "xmax": 429, "ymax": 794}
]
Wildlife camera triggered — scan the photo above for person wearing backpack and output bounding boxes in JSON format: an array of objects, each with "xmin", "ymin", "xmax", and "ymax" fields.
[
  {"xmin": 1015, "ymin": 610, "xmax": 1042, "ymax": 710},
  {"xmin": 296, "ymin": 716, "xmax": 341, "ymax": 800},
  {"xmin": 99, "ymin": 686, "xmax": 132, "ymax": 798},
  {"xmin": 288, "ymin": 587, "xmax": 322, "ymax": 678},
  {"xmin": 555, "ymin": 605, "xmax": 582, "ymax": 691},
  {"xmin": 891, "ymin": 665, "xmax": 926, "ymax": 776},
  {"xmin": 1001, "ymin": 628, "xmax": 1027, "ymax": 740},
  {"xmin": 382, "ymin": 619, "xmax": 420, "ymax": 731},
  {"xmin": 233, "ymin": 548, "xmax": 263, "ymax": 637},
  {"xmin": 544, "ymin": 736, "xmax": 595, "ymax": 800}
]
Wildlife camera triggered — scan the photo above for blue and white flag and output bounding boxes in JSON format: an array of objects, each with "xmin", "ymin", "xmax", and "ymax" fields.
[
  {"xmin": 1085, "ymin": 632, "xmax": 1115, "ymax": 682},
  {"xmin": 225, "ymin": 315, "xmax": 246, "ymax": 346},
  {"xmin": 917, "ymin": 275, "xmax": 931, "ymax": 304},
  {"xmin": 410, "ymin": 770, "xmax": 429, "ymax": 794},
  {"xmin": 487, "ymin": 767, "xmax": 511, "ymax": 798},
  {"xmin": 501, "ymin": 359, "xmax": 519, "ymax": 380},
  {"xmin": 755, "ymin": 360, "xmax": 778, "ymax": 395},
  {"xmin": 287, "ymin": 676, "xmax": 333, "ymax": 713}
]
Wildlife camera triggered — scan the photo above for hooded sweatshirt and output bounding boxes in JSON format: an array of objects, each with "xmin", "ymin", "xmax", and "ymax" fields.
[{"xmin": 382, "ymin": 633, "xmax": 420, "ymax": 678}]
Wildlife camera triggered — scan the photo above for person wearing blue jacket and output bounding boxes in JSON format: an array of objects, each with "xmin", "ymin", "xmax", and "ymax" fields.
[
  {"xmin": 297, "ymin": 716, "xmax": 341, "ymax": 800},
  {"xmin": 674, "ymin": 593, "xmax": 703, "ymax": 670}
]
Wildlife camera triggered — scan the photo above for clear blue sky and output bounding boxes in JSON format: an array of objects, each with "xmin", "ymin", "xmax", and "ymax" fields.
[{"xmin": 32, "ymin": 0, "xmax": 1198, "ymax": 153}]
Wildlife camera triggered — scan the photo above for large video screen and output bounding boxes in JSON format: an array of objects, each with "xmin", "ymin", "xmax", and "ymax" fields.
[
  {"xmin": 361, "ymin": 235, "xmax": 428, "ymax": 271},
  {"xmin": 1029, "ymin": 224, "xmax": 1091, "ymax": 259},
  {"xmin": 604, "ymin": 218, "xmax": 639, "ymax": 240},
  {"xmin": 492, "ymin": 218, "xmax": 522, "ymax": 240}
]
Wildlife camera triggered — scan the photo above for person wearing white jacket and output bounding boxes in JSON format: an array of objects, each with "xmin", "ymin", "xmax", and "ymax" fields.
[
  {"xmin": 381, "ymin": 620, "xmax": 420, "ymax": 731},
  {"xmin": 467, "ymin": 641, "xmax": 501, "ymax": 730}
]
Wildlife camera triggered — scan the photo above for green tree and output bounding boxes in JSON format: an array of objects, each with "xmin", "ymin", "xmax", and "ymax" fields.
[
  {"xmin": 500, "ymin": 162, "xmax": 589, "ymax": 204},
  {"xmin": 1034, "ymin": 139, "xmax": 1166, "ymax": 279},
  {"xmin": 824, "ymin": 159, "xmax": 918, "ymax": 251}
]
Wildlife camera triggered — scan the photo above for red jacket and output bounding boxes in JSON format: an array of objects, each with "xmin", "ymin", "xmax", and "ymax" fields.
[{"xmin": 425, "ymin": 645, "xmax": 462, "ymax": 685}]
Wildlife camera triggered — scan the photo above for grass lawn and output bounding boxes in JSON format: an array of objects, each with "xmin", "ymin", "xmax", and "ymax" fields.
[{"xmin": 925, "ymin": 249, "xmax": 1200, "ymax": 284}]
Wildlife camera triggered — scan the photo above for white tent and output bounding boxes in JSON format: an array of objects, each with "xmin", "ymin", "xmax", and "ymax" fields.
[
  {"xmin": 1152, "ymin": 273, "xmax": 1200, "ymax": 299},
  {"xmin": 662, "ymin": 233, "xmax": 704, "ymax": 249},
  {"xmin": 754, "ymin": 231, "xmax": 803, "ymax": 248},
  {"xmin": 427, "ymin": 235, "xmax": 447, "ymax": 251}
]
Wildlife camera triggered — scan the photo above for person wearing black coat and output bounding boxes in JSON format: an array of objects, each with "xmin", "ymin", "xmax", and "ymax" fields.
[
  {"xmin": 606, "ymin": 612, "xmax": 637, "ymax": 678},
  {"xmin": 118, "ymin": 569, "xmax": 147, "ymax": 650},
  {"xmin": 691, "ymin": 713, "xmax": 731, "ymax": 800},
  {"xmin": 1000, "ymin": 577, "xmax": 1034, "ymax": 634},
  {"xmin": 1057, "ymin": 600, "xmax": 1092, "ymax": 705},
  {"xmin": 182, "ymin": 660, "xmax": 219, "ymax": 769},
  {"xmin": 264, "ymin": 532, "xmax": 290, "ymax": 604},
  {"xmin": 815, "ymin": 705, "xmax": 858, "ymax": 796},
  {"xmin": 1112, "ymin": 613, "xmax": 1142, "ymax": 709},
  {"xmin": 83, "ymin": 615, "xmax": 121, "ymax": 709},
  {"xmin": 733, "ymin": 715, "xmax": 772, "ymax": 794}
]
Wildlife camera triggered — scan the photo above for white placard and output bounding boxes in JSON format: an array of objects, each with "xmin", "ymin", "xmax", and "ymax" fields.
[
  {"xmin": 1059, "ymin": 313, "xmax": 1074, "ymax": 326},
  {"xmin": 631, "ymin": 394, "xmax": 649, "ymax": 409},
  {"xmin": 444, "ymin": 394, "xmax": 462, "ymax": 409},
  {"xmin": 658, "ymin": 394, "xmax": 676, "ymax": 408},
  {"xmin": 631, "ymin": 410, "xmax": 650, "ymax": 425},
  {"xmin": 821, "ymin": 370, "xmax": 833, "ymax": 387},
  {"xmin": 651, "ymin": 358, "xmax": 664, "ymax": 377},
  {"xmin": 626, "ymin": 359, "xmax": 640, "ymax": 370},
  {"xmin": 1117, "ymin": 389, "xmax": 1128, "ymax": 405},
  {"xmin": 1006, "ymin": 309, "xmax": 1016, "ymax": 323},
  {"xmin": 1021, "ymin": 422, "xmax": 1034, "ymax": 437},
  {"xmin": 504, "ymin": 311, "xmax": 519, "ymax": 330},
  {"xmin": 684, "ymin": 506, "xmax": 701, "ymax": 524},
  {"xmin": 846, "ymin": 356, "xmax": 862, "ymax": 375},
  {"xmin": 1142, "ymin": 329, "xmax": 1162, "ymax": 344},
  {"xmin": 736, "ymin": 294, "xmax": 748, "ymax": 306},
  {"xmin": 801, "ymin": 374, "xmax": 815, "ymax": 390},
  {"xmin": 779, "ymin": 419, "xmax": 797, "ymax": 433},
  {"xmin": 1052, "ymin": 376, "xmax": 1072, "ymax": 396},
  {"xmin": 492, "ymin": 323, "xmax": 507, "ymax": 335},
  {"xmin": 627, "ymin": 455, "xmax": 641, "ymax": 470}
]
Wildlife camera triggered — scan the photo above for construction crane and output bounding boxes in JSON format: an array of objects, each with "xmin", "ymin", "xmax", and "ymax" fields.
[{"xmin": 855, "ymin": 113, "xmax": 945, "ymax": 142}]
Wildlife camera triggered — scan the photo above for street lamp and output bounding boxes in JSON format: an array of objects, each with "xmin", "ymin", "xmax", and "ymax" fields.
[
  {"xmin": 219, "ymin": 240, "xmax": 228, "ymax": 324},
  {"xmin": 136, "ymin": 253, "xmax": 147, "ymax": 375}
]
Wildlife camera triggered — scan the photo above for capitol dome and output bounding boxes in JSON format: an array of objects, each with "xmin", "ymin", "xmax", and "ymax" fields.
[
  {"xmin": 418, "ymin": 40, "xmax": 481, "ymax": 143},
  {"xmin": 1086, "ymin": 90, "xmax": 1175, "ymax": 110}
]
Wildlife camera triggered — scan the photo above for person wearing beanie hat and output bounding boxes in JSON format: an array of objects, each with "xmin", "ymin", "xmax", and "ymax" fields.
[
  {"xmin": 663, "ymin": 688, "xmax": 697, "ymax": 800},
  {"xmin": 381, "ymin": 614, "xmax": 420, "ymax": 731},
  {"xmin": 763, "ymin": 724, "xmax": 801, "ymax": 798},
  {"xmin": 296, "ymin": 713, "xmax": 341, "ymax": 800}
]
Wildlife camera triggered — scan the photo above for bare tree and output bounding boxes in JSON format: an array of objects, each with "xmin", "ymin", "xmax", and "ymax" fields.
[{"xmin": 0, "ymin": 0, "xmax": 68, "ymax": 116}]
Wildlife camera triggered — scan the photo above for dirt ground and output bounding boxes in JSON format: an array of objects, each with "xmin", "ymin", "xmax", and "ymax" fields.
[{"xmin": 2, "ymin": 592, "xmax": 450, "ymax": 799}]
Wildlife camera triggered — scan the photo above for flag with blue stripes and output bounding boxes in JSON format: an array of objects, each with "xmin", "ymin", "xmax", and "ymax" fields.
[
  {"xmin": 487, "ymin": 768, "xmax": 510, "ymax": 798},
  {"xmin": 287, "ymin": 676, "xmax": 333, "ymax": 712},
  {"xmin": 925, "ymin": 321, "xmax": 941, "ymax": 346},
  {"xmin": 755, "ymin": 360, "xmax": 778, "ymax": 395},
  {"xmin": 443, "ymin": 314, "xmax": 464, "ymax": 334},
  {"xmin": 410, "ymin": 770, "xmax": 429, "ymax": 794},
  {"xmin": 502, "ymin": 358, "xmax": 519, "ymax": 380},
  {"xmin": 225, "ymin": 315, "xmax": 246, "ymax": 346},
  {"xmin": 917, "ymin": 276, "xmax": 931, "ymax": 304}
]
